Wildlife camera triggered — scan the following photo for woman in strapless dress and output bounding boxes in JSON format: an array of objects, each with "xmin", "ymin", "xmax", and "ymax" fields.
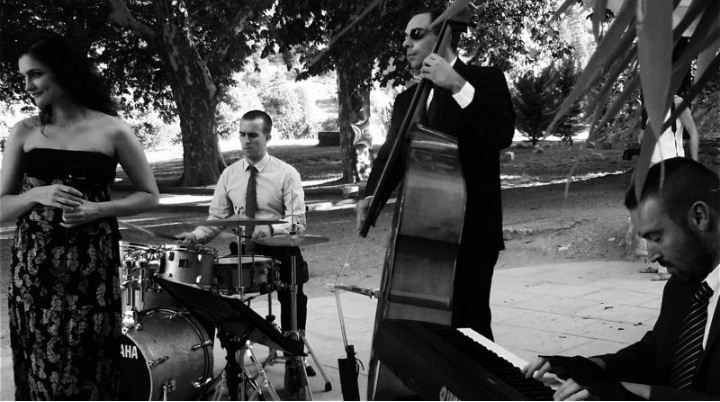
[{"xmin": 0, "ymin": 31, "xmax": 159, "ymax": 400}]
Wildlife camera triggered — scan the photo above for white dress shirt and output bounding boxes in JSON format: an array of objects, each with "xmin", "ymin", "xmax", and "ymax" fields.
[
  {"xmin": 192, "ymin": 153, "xmax": 306, "ymax": 243},
  {"xmin": 426, "ymin": 56, "xmax": 475, "ymax": 110},
  {"xmin": 651, "ymin": 95, "xmax": 685, "ymax": 164}
]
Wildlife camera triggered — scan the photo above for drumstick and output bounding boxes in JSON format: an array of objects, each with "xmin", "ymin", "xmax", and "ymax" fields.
[{"xmin": 119, "ymin": 220, "xmax": 176, "ymax": 240}]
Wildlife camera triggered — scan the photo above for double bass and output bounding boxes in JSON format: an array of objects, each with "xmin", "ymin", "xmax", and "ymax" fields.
[
  {"xmin": 360, "ymin": 10, "xmax": 468, "ymax": 400},
  {"xmin": 359, "ymin": 5, "xmax": 554, "ymax": 400}
]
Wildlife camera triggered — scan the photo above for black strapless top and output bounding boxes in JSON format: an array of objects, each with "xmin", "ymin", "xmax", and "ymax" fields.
[{"xmin": 24, "ymin": 148, "xmax": 118, "ymax": 192}]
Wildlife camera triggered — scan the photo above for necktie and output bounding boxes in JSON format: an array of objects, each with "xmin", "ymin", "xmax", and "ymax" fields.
[
  {"xmin": 668, "ymin": 281, "xmax": 714, "ymax": 390},
  {"xmin": 244, "ymin": 165, "xmax": 258, "ymax": 253},
  {"xmin": 426, "ymin": 84, "xmax": 441, "ymax": 127},
  {"xmin": 245, "ymin": 165, "xmax": 258, "ymax": 218}
]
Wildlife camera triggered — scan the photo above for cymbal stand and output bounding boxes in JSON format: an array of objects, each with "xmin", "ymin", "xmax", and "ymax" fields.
[
  {"xmin": 261, "ymin": 258, "xmax": 332, "ymax": 395},
  {"xmin": 232, "ymin": 225, "xmax": 247, "ymax": 298},
  {"xmin": 284, "ymin": 251, "xmax": 313, "ymax": 401}
]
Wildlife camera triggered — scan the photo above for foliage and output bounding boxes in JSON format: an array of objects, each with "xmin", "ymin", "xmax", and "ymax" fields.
[
  {"xmin": 546, "ymin": 0, "xmax": 720, "ymax": 190},
  {"xmin": 128, "ymin": 121, "xmax": 163, "ymax": 150},
  {"xmin": 463, "ymin": 1, "xmax": 572, "ymax": 72},
  {"xmin": 319, "ymin": 117, "xmax": 339, "ymax": 132},
  {"xmin": 268, "ymin": 0, "xmax": 399, "ymax": 181},
  {"xmin": 0, "ymin": 0, "xmax": 276, "ymax": 185},
  {"xmin": 268, "ymin": 0, "xmax": 572, "ymax": 182},
  {"xmin": 513, "ymin": 65, "xmax": 560, "ymax": 145},
  {"xmin": 513, "ymin": 56, "xmax": 584, "ymax": 145},
  {"xmin": 554, "ymin": 56, "xmax": 585, "ymax": 142},
  {"xmin": 262, "ymin": 84, "xmax": 311, "ymax": 139},
  {"xmin": 371, "ymin": 0, "xmax": 573, "ymax": 87},
  {"xmin": 230, "ymin": 55, "xmax": 312, "ymax": 139}
]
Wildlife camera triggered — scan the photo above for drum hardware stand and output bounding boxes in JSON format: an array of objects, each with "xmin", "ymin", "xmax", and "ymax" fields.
[
  {"xmin": 283, "ymin": 250, "xmax": 333, "ymax": 399},
  {"xmin": 121, "ymin": 266, "xmax": 146, "ymax": 332},
  {"xmin": 211, "ymin": 330, "xmax": 280, "ymax": 401},
  {"xmin": 231, "ymin": 225, "xmax": 249, "ymax": 298}
]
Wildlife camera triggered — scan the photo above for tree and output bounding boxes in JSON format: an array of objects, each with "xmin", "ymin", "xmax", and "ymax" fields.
[
  {"xmin": 554, "ymin": 56, "xmax": 585, "ymax": 143},
  {"xmin": 460, "ymin": 0, "xmax": 572, "ymax": 74},
  {"xmin": 0, "ymin": 0, "xmax": 273, "ymax": 185},
  {"xmin": 271, "ymin": 0, "xmax": 569, "ymax": 182},
  {"xmin": 513, "ymin": 66, "xmax": 559, "ymax": 145},
  {"xmin": 269, "ymin": 0, "xmax": 390, "ymax": 183}
]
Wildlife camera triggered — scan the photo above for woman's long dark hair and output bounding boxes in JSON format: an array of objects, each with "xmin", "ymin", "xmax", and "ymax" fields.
[{"xmin": 19, "ymin": 31, "xmax": 117, "ymax": 127}]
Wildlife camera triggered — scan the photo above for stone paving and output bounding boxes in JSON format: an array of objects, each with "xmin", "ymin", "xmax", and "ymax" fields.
[{"xmin": 0, "ymin": 260, "xmax": 665, "ymax": 400}]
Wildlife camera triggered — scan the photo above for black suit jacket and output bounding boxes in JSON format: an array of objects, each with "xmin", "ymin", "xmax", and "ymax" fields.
[
  {"xmin": 365, "ymin": 61, "xmax": 514, "ymax": 251},
  {"xmin": 597, "ymin": 277, "xmax": 720, "ymax": 399}
]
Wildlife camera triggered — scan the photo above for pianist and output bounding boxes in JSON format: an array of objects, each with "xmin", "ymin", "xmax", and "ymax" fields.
[{"xmin": 523, "ymin": 158, "xmax": 720, "ymax": 400}]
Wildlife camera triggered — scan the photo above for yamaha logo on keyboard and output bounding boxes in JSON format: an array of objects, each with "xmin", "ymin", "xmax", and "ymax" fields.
[{"xmin": 439, "ymin": 386, "xmax": 460, "ymax": 401}]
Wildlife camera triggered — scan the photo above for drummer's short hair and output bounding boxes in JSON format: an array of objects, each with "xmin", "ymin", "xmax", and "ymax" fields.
[{"xmin": 242, "ymin": 110, "xmax": 273, "ymax": 135}]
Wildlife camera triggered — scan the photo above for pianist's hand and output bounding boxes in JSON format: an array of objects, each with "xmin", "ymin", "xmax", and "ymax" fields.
[
  {"xmin": 552, "ymin": 378, "xmax": 591, "ymax": 401},
  {"xmin": 522, "ymin": 356, "xmax": 553, "ymax": 381}
]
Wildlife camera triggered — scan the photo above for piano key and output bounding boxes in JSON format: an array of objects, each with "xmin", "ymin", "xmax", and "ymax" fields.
[
  {"xmin": 459, "ymin": 327, "xmax": 529, "ymax": 370},
  {"xmin": 373, "ymin": 319, "xmax": 555, "ymax": 400}
]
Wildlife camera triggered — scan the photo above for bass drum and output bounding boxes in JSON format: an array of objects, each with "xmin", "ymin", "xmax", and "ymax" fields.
[{"xmin": 120, "ymin": 307, "xmax": 214, "ymax": 400}]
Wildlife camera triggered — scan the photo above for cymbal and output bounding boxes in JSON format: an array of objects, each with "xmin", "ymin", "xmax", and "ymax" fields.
[
  {"xmin": 203, "ymin": 215, "xmax": 286, "ymax": 227},
  {"xmin": 255, "ymin": 234, "xmax": 329, "ymax": 247}
]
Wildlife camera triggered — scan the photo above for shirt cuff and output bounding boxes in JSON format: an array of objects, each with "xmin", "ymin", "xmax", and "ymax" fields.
[{"xmin": 452, "ymin": 81, "xmax": 474, "ymax": 109}]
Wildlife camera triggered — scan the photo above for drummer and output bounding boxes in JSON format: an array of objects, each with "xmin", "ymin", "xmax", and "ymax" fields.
[{"xmin": 176, "ymin": 110, "xmax": 310, "ymax": 337}]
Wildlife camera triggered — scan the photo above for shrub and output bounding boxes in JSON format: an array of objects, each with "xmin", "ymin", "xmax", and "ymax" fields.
[
  {"xmin": 513, "ymin": 66, "xmax": 558, "ymax": 145},
  {"xmin": 319, "ymin": 116, "xmax": 339, "ymax": 131},
  {"xmin": 554, "ymin": 57, "xmax": 585, "ymax": 143},
  {"xmin": 261, "ymin": 84, "xmax": 311, "ymax": 139},
  {"xmin": 512, "ymin": 56, "xmax": 584, "ymax": 145}
]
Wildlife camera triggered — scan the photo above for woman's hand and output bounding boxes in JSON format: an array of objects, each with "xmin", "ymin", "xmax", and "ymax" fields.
[
  {"xmin": 60, "ymin": 201, "xmax": 101, "ymax": 228},
  {"xmin": 32, "ymin": 184, "xmax": 84, "ymax": 209}
]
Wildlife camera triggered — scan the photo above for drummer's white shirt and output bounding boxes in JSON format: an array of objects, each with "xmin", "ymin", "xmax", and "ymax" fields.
[{"xmin": 192, "ymin": 153, "xmax": 306, "ymax": 243}]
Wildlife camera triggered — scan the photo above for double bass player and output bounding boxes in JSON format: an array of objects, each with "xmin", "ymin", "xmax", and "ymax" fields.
[{"xmin": 356, "ymin": 6, "xmax": 514, "ymax": 340}]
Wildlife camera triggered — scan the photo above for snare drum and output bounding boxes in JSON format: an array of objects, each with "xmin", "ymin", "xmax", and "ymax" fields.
[
  {"xmin": 120, "ymin": 307, "xmax": 214, "ymax": 400},
  {"xmin": 200, "ymin": 255, "xmax": 277, "ymax": 294},
  {"xmin": 159, "ymin": 244, "xmax": 217, "ymax": 286}
]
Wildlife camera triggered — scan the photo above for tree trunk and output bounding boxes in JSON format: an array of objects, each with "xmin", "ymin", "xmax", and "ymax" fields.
[
  {"xmin": 159, "ymin": 17, "xmax": 226, "ymax": 186},
  {"xmin": 336, "ymin": 62, "xmax": 371, "ymax": 183},
  {"xmin": 172, "ymin": 82, "xmax": 225, "ymax": 185}
]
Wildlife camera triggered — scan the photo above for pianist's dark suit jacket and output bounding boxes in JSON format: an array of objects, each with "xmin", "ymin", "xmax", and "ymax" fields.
[
  {"xmin": 364, "ymin": 60, "xmax": 514, "ymax": 334},
  {"xmin": 597, "ymin": 277, "xmax": 720, "ymax": 400}
]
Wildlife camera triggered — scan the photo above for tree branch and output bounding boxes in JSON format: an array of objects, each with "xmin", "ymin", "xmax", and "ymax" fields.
[{"xmin": 107, "ymin": 0, "xmax": 155, "ymax": 38}]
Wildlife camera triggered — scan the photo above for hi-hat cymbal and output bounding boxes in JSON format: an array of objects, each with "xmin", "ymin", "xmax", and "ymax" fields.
[
  {"xmin": 255, "ymin": 234, "xmax": 329, "ymax": 247},
  {"xmin": 203, "ymin": 215, "xmax": 286, "ymax": 227}
]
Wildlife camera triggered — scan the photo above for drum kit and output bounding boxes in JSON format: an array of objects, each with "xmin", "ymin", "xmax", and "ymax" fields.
[{"xmin": 118, "ymin": 216, "xmax": 331, "ymax": 401}]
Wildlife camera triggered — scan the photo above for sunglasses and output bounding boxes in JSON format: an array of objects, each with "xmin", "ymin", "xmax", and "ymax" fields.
[{"xmin": 405, "ymin": 27, "xmax": 430, "ymax": 41}]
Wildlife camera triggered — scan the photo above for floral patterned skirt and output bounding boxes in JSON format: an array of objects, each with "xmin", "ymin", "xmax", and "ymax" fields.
[{"xmin": 9, "ymin": 195, "xmax": 121, "ymax": 399}]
